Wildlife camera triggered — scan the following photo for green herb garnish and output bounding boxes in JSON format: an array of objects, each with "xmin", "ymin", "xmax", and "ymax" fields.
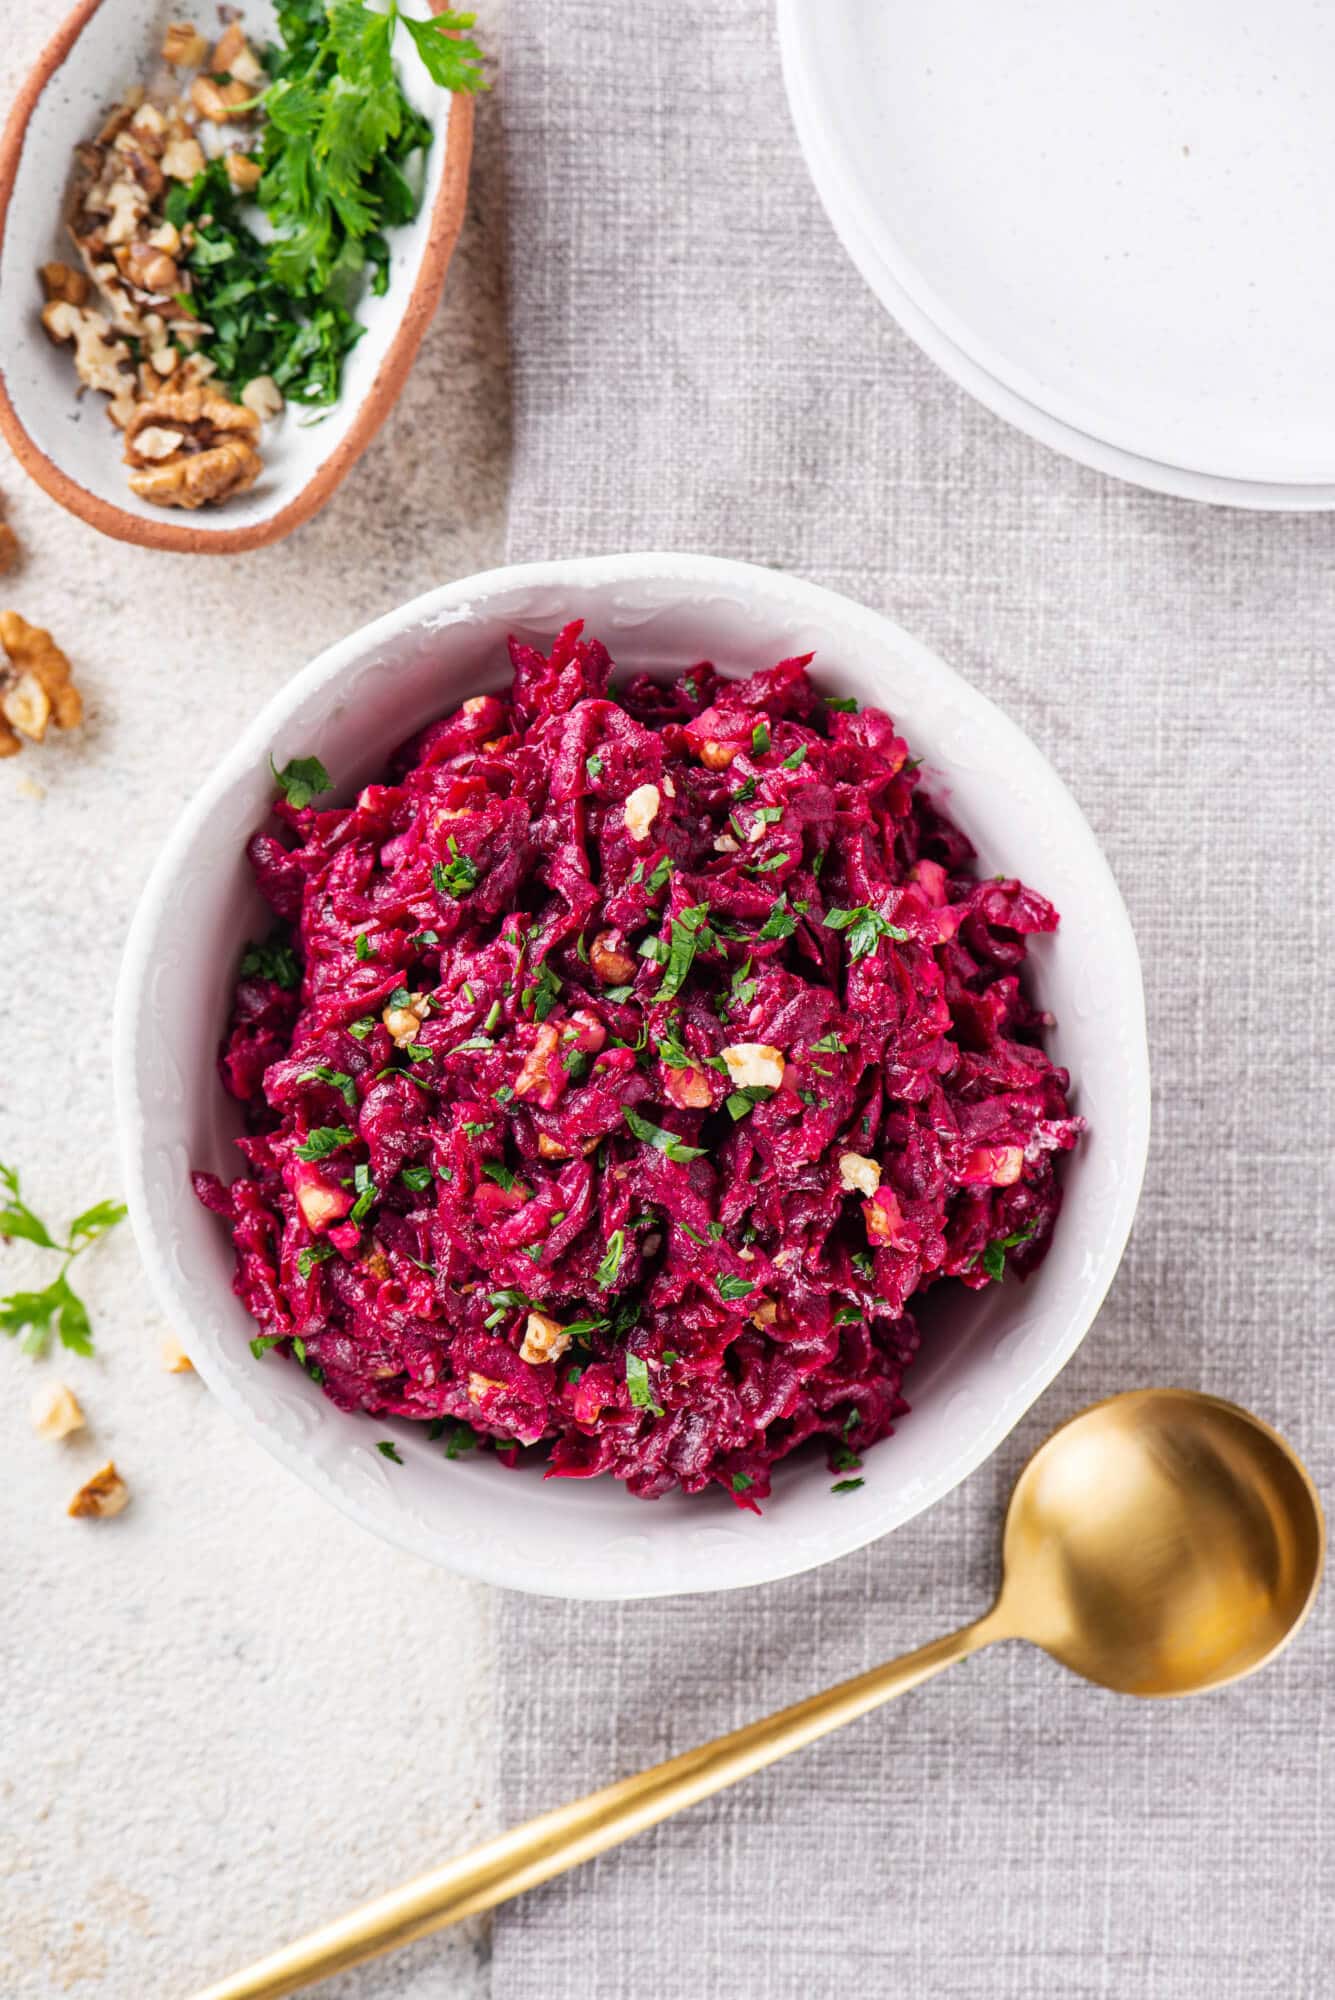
[
  {"xmin": 299, "ymin": 1065, "xmax": 358, "ymax": 1109},
  {"xmin": 596, "ymin": 1229, "xmax": 626, "ymax": 1288},
  {"xmin": 823, "ymin": 906, "xmax": 910, "ymax": 961},
  {"xmin": 625, "ymin": 1352, "xmax": 663, "ymax": 1414},
  {"xmin": 621, "ymin": 1108, "xmax": 707, "ymax": 1163},
  {"xmin": 433, "ymin": 835, "xmax": 478, "ymax": 899},
  {"xmin": 714, "ymin": 1272, "xmax": 756, "ymax": 1303},
  {"xmin": 241, "ymin": 933, "xmax": 300, "ymax": 989},
  {"xmin": 0, "ymin": 1163, "xmax": 126, "ymax": 1358},
  {"xmin": 295, "ymin": 1125, "xmax": 355, "ymax": 1161},
  {"xmin": 270, "ymin": 753, "xmax": 331, "ymax": 808},
  {"xmin": 377, "ymin": 1440, "xmax": 403, "ymax": 1464},
  {"xmin": 980, "ymin": 1224, "xmax": 1037, "ymax": 1283}
]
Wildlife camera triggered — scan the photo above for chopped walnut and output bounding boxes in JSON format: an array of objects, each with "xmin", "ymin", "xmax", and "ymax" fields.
[
  {"xmin": 114, "ymin": 238, "xmax": 180, "ymax": 295},
  {"xmin": 40, "ymin": 300, "xmax": 135, "ymax": 399},
  {"xmin": 721, "ymin": 1043, "xmax": 785, "ymax": 1092},
  {"xmin": 161, "ymin": 1335, "xmax": 194, "ymax": 1373},
  {"xmin": 698, "ymin": 740, "xmax": 739, "ymax": 771},
  {"xmin": 514, "ymin": 1023, "xmax": 562, "ymax": 1104},
  {"xmin": 68, "ymin": 1462, "xmax": 129, "ymax": 1519},
  {"xmin": 241, "ymin": 374, "xmax": 284, "ymax": 420},
  {"xmin": 162, "ymin": 134, "xmax": 206, "ymax": 180},
  {"xmin": 519, "ymin": 1312, "xmax": 572, "ymax": 1366},
  {"xmin": 31, "ymin": 1381, "xmax": 86, "ymax": 1440},
  {"xmin": 161, "ymin": 20, "xmax": 208, "ymax": 65},
  {"xmin": 0, "ymin": 613, "xmax": 82, "ymax": 758},
  {"xmin": 589, "ymin": 929, "xmax": 637, "ymax": 985},
  {"xmin": 124, "ymin": 384, "xmax": 262, "ymax": 509},
  {"xmin": 226, "ymin": 151, "xmax": 263, "ymax": 193},
  {"xmin": 382, "ymin": 992, "xmax": 429, "ymax": 1046},
  {"xmin": 838, "ymin": 1151, "xmax": 881, "ymax": 1199},
  {"xmin": 39, "ymin": 260, "xmax": 89, "ymax": 306},
  {"xmin": 664, "ymin": 1064, "xmax": 713, "ymax": 1110},
  {"xmin": 190, "ymin": 73, "xmax": 254, "ymax": 122},
  {"xmin": 623, "ymin": 783, "xmax": 661, "ymax": 842},
  {"xmin": 467, "ymin": 1371, "xmax": 505, "ymax": 1405}
]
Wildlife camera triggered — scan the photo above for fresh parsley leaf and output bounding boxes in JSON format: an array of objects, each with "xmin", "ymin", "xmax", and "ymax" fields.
[
  {"xmin": 349, "ymin": 1161, "xmax": 379, "ymax": 1225},
  {"xmin": 714, "ymin": 1272, "xmax": 756, "ymax": 1303},
  {"xmin": 823, "ymin": 906, "xmax": 910, "ymax": 961},
  {"xmin": 354, "ymin": 932, "xmax": 377, "ymax": 962},
  {"xmin": 271, "ymin": 753, "xmax": 332, "ymax": 809},
  {"xmin": 444, "ymin": 1421, "xmax": 479, "ymax": 1460},
  {"xmin": 586, "ymin": 753, "xmax": 603, "ymax": 781},
  {"xmin": 655, "ymin": 1025, "xmax": 693, "ymax": 1069},
  {"xmin": 0, "ymin": 1166, "xmax": 125, "ymax": 1358},
  {"xmin": 656, "ymin": 902, "xmax": 714, "ymax": 1003},
  {"xmin": 810, "ymin": 1031, "xmax": 848, "ymax": 1054},
  {"xmin": 756, "ymin": 895, "xmax": 795, "ymax": 943},
  {"xmin": 433, "ymin": 835, "xmax": 478, "ymax": 899},
  {"xmin": 731, "ymin": 1472, "xmax": 754, "ymax": 1493},
  {"xmin": 483, "ymin": 999, "xmax": 502, "ymax": 1034},
  {"xmin": 461, "ymin": 1119, "xmax": 493, "ymax": 1139},
  {"xmin": 622, "ymin": 1107, "xmax": 707, "ymax": 1162},
  {"xmin": 522, "ymin": 958, "xmax": 562, "ymax": 1021},
  {"xmin": 831, "ymin": 1477, "xmax": 865, "ymax": 1494},
  {"xmin": 751, "ymin": 719, "xmax": 771, "ymax": 755},
  {"xmin": 250, "ymin": 1332, "xmax": 286, "ymax": 1360},
  {"xmin": 833, "ymin": 1305, "xmax": 862, "ymax": 1324},
  {"xmin": 725, "ymin": 1086, "xmax": 775, "ymax": 1121},
  {"xmin": 481, "ymin": 1159, "xmax": 517, "ymax": 1192},
  {"xmin": 980, "ymin": 1224, "xmax": 1037, "ymax": 1283},
  {"xmin": 625, "ymin": 1351, "xmax": 662, "ymax": 1414},
  {"xmin": 376, "ymin": 1440, "xmax": 403, "ymax": 1464},
  {"xmin": 400, "ymin": 1164, "xmax": 432, "ymax": 1191},
  {"xmin": 781, "ymin": 744, "xmax": 808, "ymax": 770},
  {"xmin": 295, "ymin": 1126, "xmax": 355, "ymax": 1161},
  {"xmin": 241, "ymin": 934, "xmax": 301, "ymax": 989},
  {"xmin": 299, "ymin": 1065, "xmax": 358, "ymax": 1109},
  {"xmin": 747, "ymin": 851, "xmax": 790, "ymax": 874},
  {"xmin": 297, "ymin": 1241, "xmax": 335, "ymax": 1278},
  {"xmin": 397, "ymin": 6, "xmax": 489, "ymax": 92},
  {"xmin": 596, "ymin": 1229, "xmax": 626, "ymax": 1288},
  {"xmin": 824, "ymin": 695, "xmax": 859, "ymax": 713}
]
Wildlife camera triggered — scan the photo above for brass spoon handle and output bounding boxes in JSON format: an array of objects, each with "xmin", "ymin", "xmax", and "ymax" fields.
[{"xmin": 188, "ymin": 1614, "xmax": 999, "ymax": 2000}]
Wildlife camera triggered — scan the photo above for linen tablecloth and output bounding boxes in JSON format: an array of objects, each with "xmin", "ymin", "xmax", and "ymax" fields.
[{"xmin": 492, "ymin": 6, "xmax": 1335, "ymax": 1996}]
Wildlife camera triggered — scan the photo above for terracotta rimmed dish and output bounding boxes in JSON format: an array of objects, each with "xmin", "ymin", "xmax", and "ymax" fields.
[
  {"xmin": 113, "ymin": 553, "xmax": 1151, "ymax": 1600},
  {"xmin": 0, "ymin": 0, "xmax": 473, "ymax": 554}
]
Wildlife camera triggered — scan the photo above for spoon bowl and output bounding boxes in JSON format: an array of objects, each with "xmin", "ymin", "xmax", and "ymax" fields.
[
  {"xmin": 996, "ymin": 1388, "xmax": 1325, "ymax": 1697},
  {"xmin": 187, "ymin": 1388, "xmax": 1325, "ymax": 2000}
]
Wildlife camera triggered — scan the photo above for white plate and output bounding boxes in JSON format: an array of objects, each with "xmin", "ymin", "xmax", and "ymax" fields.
[
  {"xmin": 114, "ymin": 555, "xmax": 1150, "ymax": 1600},
  {"xmin": 778, "ymin": 0, "xmax": 1335, "ymax": 489}
]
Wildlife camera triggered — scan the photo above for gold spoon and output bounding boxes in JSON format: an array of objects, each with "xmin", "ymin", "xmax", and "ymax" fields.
[{"xmin": 189, "ymin": 1388, "xmax": 1324, "ymax": 2000}]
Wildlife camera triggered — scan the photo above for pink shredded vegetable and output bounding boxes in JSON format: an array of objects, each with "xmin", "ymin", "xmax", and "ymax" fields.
[{"xmin": 194, "ymin": 625, "xmax": 1082, "ymax": 1505}]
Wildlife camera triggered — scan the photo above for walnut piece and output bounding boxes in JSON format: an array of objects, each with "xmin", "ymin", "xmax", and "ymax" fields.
[
  {"xmin": 161, "ymin": 20, "xmax": 208, "ymax": 65},
  {"xmin": 124, "ymin": 384, "xmax": 262, "ymax": 509},
  {"xmin": 589, "ymin": 929, "xmax": 637, "ymax": 985},
  {"xmin": 39, "ymin": 260, "xmax": 89, "ymax": 306},
  {"xmin": 161, "ymin": 1335, "xmax": 194, "ymax": 1373},
  {"xmin": 519, "ymin": 1312, "xmax": 572, "ymax": 1366},
  {"xmin": 40, "ymin": 300, "xmax": 134, "ymax": 398},
  {"xmin": 838, "ymin": 1151, "xmax": 881, "ymax": 1199},
  {"xmin": 190, "ymin": 73, "xmax": 254, "ymax": 122},
  {"xmin": 68, "ymin": 1462, "xmax": 129, "ymax": 1519},
  {"xmin": 721, "ymin": 1043, "xmax": 785, "ymax": 1092},
  {"xmin": 162, "ymin": 134, "xmax": 206, "ymax": 180},
  {"xmin": 623, "ymin": 783, "xmax": 661, "ymax": 842},
  {"xmin": 0, "ymin": 613, "xmax": 82, "ymax": 758},
  {"xmin": 241, "ymin": 373, "xmax": 283, "ymax": 420},
  {"xmin": 226, "ymin": 152, "xmax": 263, "ymax": 193},
  {"xmin": 31, "ymin": 1382, "xmax": 86, "ymax": 1440}
]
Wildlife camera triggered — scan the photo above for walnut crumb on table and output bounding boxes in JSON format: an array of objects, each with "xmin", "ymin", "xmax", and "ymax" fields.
[
  {"xmin": 0, "ymin": 613, "xmax": 82, "ymax": 759},
  {"xmin": 68, "ymin": 1462, "xmax": 130, "ymax": 1519},
  {"xmin": 30, "ymin": 1382, "xmax": 86, "ymax": 1440}
]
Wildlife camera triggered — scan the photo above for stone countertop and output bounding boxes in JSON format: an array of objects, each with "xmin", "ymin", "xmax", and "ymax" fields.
[{"xmin": 1, "ymin": 6, "xmax": 508, "ymax": 1993}]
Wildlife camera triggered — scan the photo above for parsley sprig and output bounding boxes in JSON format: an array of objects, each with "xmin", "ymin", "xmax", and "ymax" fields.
[{"xmin": 0, "ymin": 1163, "xmax": 126, "ymax": 1357}]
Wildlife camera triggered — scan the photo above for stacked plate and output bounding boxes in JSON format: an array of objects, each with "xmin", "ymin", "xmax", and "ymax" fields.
[{"xmin": 777, "ymin": 0, "xmax": 1335, "ymax": 509}]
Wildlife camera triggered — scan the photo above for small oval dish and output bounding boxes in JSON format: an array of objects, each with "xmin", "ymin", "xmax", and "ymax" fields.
[
  {"xmin": 0, "ymin": 0, "xmax": 473, "ymax": 554},
  {"xmin": 113, "ymin": 554, "xmax": 1151, "ymax": 1600}
]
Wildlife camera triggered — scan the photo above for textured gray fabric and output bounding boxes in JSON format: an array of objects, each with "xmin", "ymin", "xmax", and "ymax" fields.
[{"xmin": 493, "ymin": 6, "xmax": 1335, "ymax": 1997}]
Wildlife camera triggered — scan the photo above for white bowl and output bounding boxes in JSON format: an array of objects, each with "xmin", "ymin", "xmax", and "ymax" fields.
[
  {"xmin": 776, "ymin": 25, "xmax": 1335, "ymax": 514},
  {"xmin": 776, "ymin": 0, "xmax": 1335, "ymax": 486},
  {"xmin": 113, "ymin": 555, "xmax": 1150, "ymax": 1599},
  {"xmin": 0, "ymin": 0, "xmax": 471, "ymax": 553}
]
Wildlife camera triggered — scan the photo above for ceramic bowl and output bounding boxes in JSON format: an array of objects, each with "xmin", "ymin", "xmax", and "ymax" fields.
[
  {"xmin": 0, "ymin": 0, "xmax": 472, "ymax": 553},
  {"xmin": 113, "ymin": 554, "xmax": 1150, "ymax": 1598}
]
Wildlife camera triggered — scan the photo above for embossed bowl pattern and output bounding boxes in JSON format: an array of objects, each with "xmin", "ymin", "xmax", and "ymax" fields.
[{"xmin": 113, "ymin": 555, "xmax": 1150, "ymax": 1598}]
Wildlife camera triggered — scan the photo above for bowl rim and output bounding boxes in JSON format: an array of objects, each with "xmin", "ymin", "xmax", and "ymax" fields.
[
  {"xmin": 0, "ymin": 0, "xmax": 474, "ymax": 555},
  {"xmin": 112, "ymin": 552, "xmax": 1152, "ymax": 1597}
]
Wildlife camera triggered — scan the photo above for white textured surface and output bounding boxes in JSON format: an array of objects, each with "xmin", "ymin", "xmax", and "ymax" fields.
[
  {"xmin": 116, "ymin": 553, "xmax": 1147, "ymax": 1599},
  {"xmin": 0, "ymin": 2, "xmax": 508, "ymax": 1993}
]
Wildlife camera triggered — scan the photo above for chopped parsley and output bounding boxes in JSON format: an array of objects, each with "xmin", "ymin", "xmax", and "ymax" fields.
[
  {"xmin": 824, "ymin": 694, "xmax": 859, "ymax": 713},
  {"xmin": 298, "ymin": 1065, "xmax": 358, "ymax": 1109},
  {"xmin": 586, "ymin": 753, "xmax": 604, "ymax": 781},
  {"xmin": 400, "ymin": 1164, "xmax": 433, "ymax": 1191},
  {"xmin": 349, "ymin": 1161, "xmax": 378, "ymax": 1225},
  {"xmin": 980, "ymin": 1224, "xmax": 1037, "ymax": 1283},
  {"xmin": 481, "ymin": 1159, "xmax": 517, "ymax": 1192},
  {"xmin": 270, "ymin": 753, "xmax": 331, "ymax": 809},
  {"xmin": 376, "ymin": 1440, "xmax": 403, "ymax": 1464},
  {"xmin": 810, "ymin": 1031, "xmax": 848, "ymax": 1054},
  {"xmin": 725, "ymin": 1085, "xmax": 775, "ymax": 1121},
  {"xmin": 755, "ymin": 895, "xmax": 796, "ymax": 943},
  {"xmin": 730, "ymin": 1472, "xmax": 754, "ymax": 1493},
  {"xmin": 296, "ymin": 1241, "xmax": 335, "ymax": 1278},
  {"xmin": 781, "ymin": 744, "xmax": 808, "ymax": 770},
  {"xmin": 747, "ymin": 850, "xmax": 790, "ymax": 875},
  {"xmin": 433, "ymin": 836, "xmax": 478, "ymax": 899},
  {"xmin": 751, "ymin": 719, "xmax": 771, "ymax": 755},
  {"xmin": 831, "ymin": 1477, "xmax": 865, "ymax": 1494},
  {"xmin": 522, "ymin": 958, "xmax": 562, "ymax": 1021},
  {"xmin": 596, "ymin": 1230, "xmax": 626, "ymax": 1287},
  {"xmin": 656, "ymin": 902, "xmax": 715, "ymax": 1003},
  {"xmin": 294, "ymin": 1125, "xmax": 355, "ymax": 1161},
  {"xmin": 714, "ymin": 1272, "xmax": 756, "ymax": 1303},
  {"xmin": 823, "ymin": 906, "xmax": 910, "ymax": 961},
  {"xmin": 354, "ymin": 932, "xmax": 377, "ymax": 962},
  {"xmin": 444, "ymin": 1423, "xmax": 479, "ymax": 1460},
  {"xmin": 621, "ymin": 1107, "xmax": 708, "ymax": 1162},
  {"xmin": 625, "ymin": 1352, "xmax": 662, "ymax": 1414},
  {"xmin": 347, "ymin": 1016, "xmax": 376, "ymax": 1040},
  {"xmin": 461, "ymin": 1119, "xmax": 494, "ymax": 1139},
  {"xmin": 241, "ymin": 933, "xmax": 301, "ymax": 989},
  {"xmin": 483, "ymin": 999, "xmax": 503, "ymax": 1034}
]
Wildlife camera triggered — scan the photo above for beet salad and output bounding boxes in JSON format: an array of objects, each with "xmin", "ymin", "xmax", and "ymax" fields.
[{"xmin": 195, "ymin": 624, "xmax": 1082, "ymax": 1505}]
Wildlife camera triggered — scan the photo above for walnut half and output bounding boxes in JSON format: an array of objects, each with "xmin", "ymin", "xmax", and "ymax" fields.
[
  {"xmin": 124, "ymin": 385, "xmax": 262, "ymax": 509},
  {"xmin": 68, "ymin": 1462, "xmax": 129, "ymax": 1519}
]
